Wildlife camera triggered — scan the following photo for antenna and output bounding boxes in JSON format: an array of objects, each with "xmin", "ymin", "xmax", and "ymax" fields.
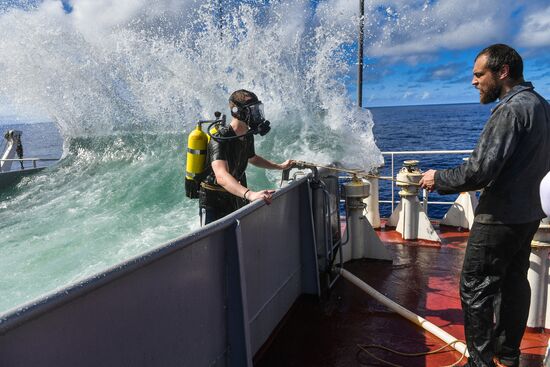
[{"xmin": 357, "ymin": 0, "xmax": 364, "ymax": 109}]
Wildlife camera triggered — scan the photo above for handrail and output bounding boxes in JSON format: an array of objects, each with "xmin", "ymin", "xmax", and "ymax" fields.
[
  {"xmin": 0, "ymin": 157, "xmax": 59, "ymax": 172},
  {"xmin": 380, "ymin": 149, "xmax": 473, "ymax": 214},
  {"xmin": 335, "ymin": 149, "xmax": 476, "ymax": 215},
  {"xmin": 0, "ymin": 158, "xmax": 59, "ymax": 161}
]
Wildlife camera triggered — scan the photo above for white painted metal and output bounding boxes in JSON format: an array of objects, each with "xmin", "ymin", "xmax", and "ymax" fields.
[
  {"xmin": 541, "ymin": 171, "xmax": 550, "ymax": 217},
  {"xmin": 527, "ymin": 243, "xmax": 550, "ymax": 328},
  {"xmin": 388, "ymin": 160, "xmax": 440, "ymax": 242},
  {"xmin": 363, "ymin": 175, "xmax": 381, "ymax": 229},
  {"xmin": 440, "ymin": 191, "xmax": 478, "ymax": 229},
  {"xmin": 381, "ymin": 149, "xmax": 474, "ymax": 212},
  {"xmin": 440, "ymin": 158, "xmax": 478, "ymax": 229},
  {"xmin": 339, "ymin": 268, "xmax": 469, "ymax": 359},
  {"xmin": 526, "ymin": 222, "xmax": 550, "ymax": 329},
  {"xmin": 390, "ymin": 196, "xmax": 440, "ymax": 242},
  {"xmin": 341, "ymin": 179, "xmax": 391, "ymax": 262}
]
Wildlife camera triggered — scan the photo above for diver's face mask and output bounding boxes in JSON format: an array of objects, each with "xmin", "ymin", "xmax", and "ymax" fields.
[{"xmin": 241, "ymin": 101, "xmax": 271, "ymax": 136}]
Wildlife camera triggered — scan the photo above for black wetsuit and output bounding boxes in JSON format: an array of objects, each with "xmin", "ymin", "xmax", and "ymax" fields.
[
  {"xmin": 199, "ymin": 125, "xmax": 255, "ymax": 224},
  {"xmin": 16, "ymin": 141, "xmax": 23, "ymax": 169}
]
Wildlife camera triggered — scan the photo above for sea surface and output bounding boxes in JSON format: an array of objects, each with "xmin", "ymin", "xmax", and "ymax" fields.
[
  {"xmin": 0, "ymin": 102, "xmax": 491, "ymax": 314},
  {"xmin": 0, "ymin": 0, "xmax": 494, "ymax": 315},
  {"xmin": 370, "ymin": 102, "xmax": 492, "ymax": 218}
]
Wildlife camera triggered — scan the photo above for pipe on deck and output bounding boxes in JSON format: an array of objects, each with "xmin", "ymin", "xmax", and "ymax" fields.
[{"xmin": 338, "ymin": 267, "xmax": 469, "ymax": 359}]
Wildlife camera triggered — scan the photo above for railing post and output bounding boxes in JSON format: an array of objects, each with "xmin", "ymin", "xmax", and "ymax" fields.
[
  {"xmin": 391, "ymin": 153, "xmax": 395, "ymax": 213},
  {"xmin": 422, "ymin": 188, "xmax": 428, "ymax": 214}
]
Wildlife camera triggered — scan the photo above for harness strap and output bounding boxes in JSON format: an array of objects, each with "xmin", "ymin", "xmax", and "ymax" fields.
[{"xmin": 200, "ymin": 182, "xmax": 227, "ymax": 192}]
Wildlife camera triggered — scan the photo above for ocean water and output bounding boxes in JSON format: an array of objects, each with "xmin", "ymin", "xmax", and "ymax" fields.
[
  {"xmin": 370, "ymin": 102, "xmax": 492, "ymax": 218},
  {"xmin": 0, "ymin": 102, "xmax": 490, "ymax": 314},
  {"xmin": 0, "ymin": 1, "xmax": 489, "ymax": 314}
]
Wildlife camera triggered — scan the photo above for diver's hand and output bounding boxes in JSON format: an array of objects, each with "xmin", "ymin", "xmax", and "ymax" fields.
[
  {"xmin": 278, "ymin": 159, "xmax": 295, "ymax": 170},
  {"xmin": 247, "ymin": 189, "xmax": 276, "ymax": 204},
  {"xmin": 420, "ymin": 169, "xmax": 437, "ymax": 192}
]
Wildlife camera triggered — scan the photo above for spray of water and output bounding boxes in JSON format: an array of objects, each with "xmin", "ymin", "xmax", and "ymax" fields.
[
  {"xmin": 0, "ymin": 0, "xmax": 382, "ymax": 312},
  {"xmin": 0, "ymin": 0, "xmax": 381, "ymax": 165}
]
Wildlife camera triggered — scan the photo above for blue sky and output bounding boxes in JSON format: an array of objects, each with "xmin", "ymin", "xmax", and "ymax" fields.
[
  {"xmin": 359, "ymin": 46, "xmax": 550, "ymax": 107},
  {"xmin": 346, "ymin": 1, "xmax": 550, "ymax": 106},
  {"xmin": 1, "ymin": 0, "xmax": 550, "ymax": 118}
]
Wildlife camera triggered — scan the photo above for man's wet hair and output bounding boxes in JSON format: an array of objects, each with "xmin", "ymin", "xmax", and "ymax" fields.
[
  {"xmin": 476, "ymin": 44, "xmax": 524, "ymax": 81},
  {"xmin": 229, "ymin": 89, "xmax": 258, "ymax": 108}
]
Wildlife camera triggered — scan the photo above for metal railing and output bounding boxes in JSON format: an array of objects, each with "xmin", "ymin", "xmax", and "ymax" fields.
[
  {"xmin": 0, "ymin": 158, "xmax": 59, "ymax": 172},
  {"xmin": 380, "ymin": 149, "xmax": 473, "ymax": 213}
]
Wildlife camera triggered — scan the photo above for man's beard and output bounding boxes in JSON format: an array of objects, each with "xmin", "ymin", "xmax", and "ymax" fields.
[{"xmin": 480, "ymin": 82, "xmax": 501, "ymax": 104}]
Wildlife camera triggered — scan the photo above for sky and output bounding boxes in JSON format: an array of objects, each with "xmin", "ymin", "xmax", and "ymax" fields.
[
  {"xmin": 0, "ymin": 0, "xmax": 549, "ymax": 118},
  {"xmin": 352, "ymin": 0, "xmax": 550, "ymax": 107}
]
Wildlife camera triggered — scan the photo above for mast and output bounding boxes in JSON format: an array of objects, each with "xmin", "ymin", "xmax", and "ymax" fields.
[{"xmin": 357, "ymin": 0, "xmax": 364, "ymax": 108}]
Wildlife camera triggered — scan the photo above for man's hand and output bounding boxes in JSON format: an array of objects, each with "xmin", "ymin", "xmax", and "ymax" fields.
[
  {"xmin": 420, "ymin": 169, "xmax": 437, "ymax": 192},
  {"xmin": 247, "ymin": 189, "xmax": 276, "ymax": 204},
  {"xmin": 278, "ymin": 160, "xmax": 295, "ymax": 170}
]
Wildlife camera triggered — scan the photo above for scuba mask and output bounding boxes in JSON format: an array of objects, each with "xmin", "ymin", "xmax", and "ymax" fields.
[{"xmin": 231, "ymin": 100, "xmax": 271, "ymax": 136}]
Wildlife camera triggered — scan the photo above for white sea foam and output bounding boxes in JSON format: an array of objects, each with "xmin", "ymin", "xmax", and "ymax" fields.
[{"xmin": 0, "ymin": 0, "xmax": 382, "ymax": 167}]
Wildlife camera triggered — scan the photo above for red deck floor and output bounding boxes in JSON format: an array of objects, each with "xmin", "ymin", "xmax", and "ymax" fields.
[{"xmin": 255, "ymin": 224, "xmax": 549, "ymax": 367}]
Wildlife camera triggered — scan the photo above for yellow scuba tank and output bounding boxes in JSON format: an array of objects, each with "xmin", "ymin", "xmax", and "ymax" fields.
[{"xmin": 185, "ymin": 123, "xmax": 208, "ymax": 198}]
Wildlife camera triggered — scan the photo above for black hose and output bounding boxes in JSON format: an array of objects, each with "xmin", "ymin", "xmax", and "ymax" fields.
[{"xmin": 206, "ymin": 120, "xmax": 255, "ymax": 142}]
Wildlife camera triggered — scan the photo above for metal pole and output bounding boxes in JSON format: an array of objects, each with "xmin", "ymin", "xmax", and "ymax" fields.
[
  {"xmin": 391, "ymin": 153, "xmax": 395, "ymax": 212},
  {"xmin": 357, "ymin": 0, "xmax": 364, "ymax": 108},
  {"xmin": 218, "ymin": 0, "xmax": 223, "ymax": 40}
]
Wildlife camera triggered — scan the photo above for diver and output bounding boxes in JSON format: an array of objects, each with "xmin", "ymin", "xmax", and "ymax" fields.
[
  {"xmin": 16, "ymin": 138, "xmax": 24, "ymax": 169},
  {"xmin": 199, "ymin": 89, "xmax": 294, "ymax": 225}
]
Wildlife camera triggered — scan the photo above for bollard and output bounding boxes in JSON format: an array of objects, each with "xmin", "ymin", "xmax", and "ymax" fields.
[
  {"xmin": 440, "ymin": 158, "xmax": 478, "ymax": 229},
  {"xmin": 387, "ymin": 160, "xmax": 440, "ymax": 242},
  {"xmin": 527, "ymin": 220, "xmax": 550, "ymax": 329},
  {"xmin": 527, "ymin": 244, "xmax": 550, "ymax": 328},
  {"xmin": 364, "ymin": 167, "xmax": 381, "ymax": 229},
  {"xmin": 341, "ymin": 177, "xmax": 391, "ymax": 262}
]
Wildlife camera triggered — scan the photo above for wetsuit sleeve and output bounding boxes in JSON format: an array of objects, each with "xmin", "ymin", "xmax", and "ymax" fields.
[
  {"xmin": 435, "ymin": 106, "xmax": 521, "ymax": 194},
  {"xmin": 247, "ymin": 135, "xmax": 256, "ymax": 159},
  {"xmin": 209, "ymin": 138, "xmax": 227, "ymax": 162}
]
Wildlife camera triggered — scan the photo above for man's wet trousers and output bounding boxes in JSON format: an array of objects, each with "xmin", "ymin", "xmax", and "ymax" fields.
[{"xmin": 461, "ymin": 220, "xmax": 540, "ymax": 367}]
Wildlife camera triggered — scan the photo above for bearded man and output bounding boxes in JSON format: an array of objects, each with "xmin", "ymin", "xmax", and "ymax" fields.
[{"xmin": 420, "ymin": 44, "xmax": 550, "ymax": 367}]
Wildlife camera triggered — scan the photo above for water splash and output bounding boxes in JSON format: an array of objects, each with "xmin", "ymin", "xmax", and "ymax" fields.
[
  {"xmin": 0, "ymin": 0, "xmax": 382, "ymax": 312},
  {"xmin": 0, "ymin": 0, "xmax": 381, "ymax": 167}
]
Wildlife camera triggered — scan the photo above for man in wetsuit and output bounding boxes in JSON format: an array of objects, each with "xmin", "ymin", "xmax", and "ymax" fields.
[
  {"xmin": 199, "ymin": 89, "xmax": 294, "ymax": 225},
  {"xmin": 420, "ymin": 44, "xmax": 550, "ymax": 367}
]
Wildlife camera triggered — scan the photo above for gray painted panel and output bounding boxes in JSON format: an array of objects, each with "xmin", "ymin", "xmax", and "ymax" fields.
[
  {"xmin": 0, "ymin": 168, "xmax": 44, "ymax": 189},
  {"xmin": 0, "ymin": 230, "xmax": 231, "ymax": 367},
  {"xmin": 238, "ymin": 187, "xmax": 309, "ymax": 353},
  {"xmin": 0, "ymin": 177, "xmax": 319, "ymax": 367}
]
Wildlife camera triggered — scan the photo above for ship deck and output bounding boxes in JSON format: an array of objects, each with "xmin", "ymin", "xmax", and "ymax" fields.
[{"xmin": 255, "ymin": 223, "xmax": 549, "ymax": 367}]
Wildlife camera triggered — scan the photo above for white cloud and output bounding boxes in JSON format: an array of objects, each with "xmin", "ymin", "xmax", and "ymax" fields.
[
  {"xmin": 402, "ymin": 90, "xmax": 413, "ymax": 99},
  {"xmin": 432, "ymin": 67, "xmax": 454, "ymax": 79},
  {"xmin": 421, "ymin": 91, "xmax": 430, "ymax": 100},
  {"xmin": 63, "ymin": 0, "xmax": 197, "ymax": 41},
  {"xmin": 516, "ymin": 5, "xmax": 550, "ymax": 47},
  {"xmin": 349, "ymin": 0, "xmax": 527, "ymax": 59}
]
